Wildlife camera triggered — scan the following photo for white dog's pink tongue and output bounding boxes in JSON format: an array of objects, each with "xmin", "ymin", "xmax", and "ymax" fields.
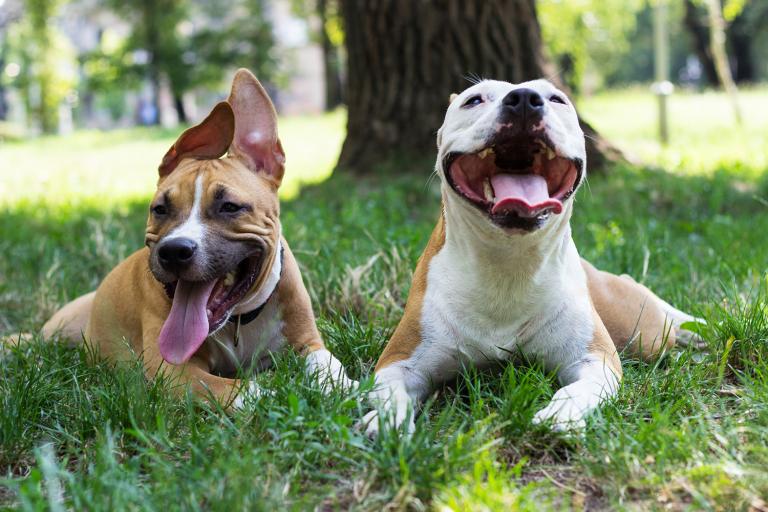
[
  {"xmin": 158, "ymin": 279, "xmax": 217, "ymax": 365},
  {"xmin": 490, "ymin": 174, "xmax": 563, "ymax": 217}
]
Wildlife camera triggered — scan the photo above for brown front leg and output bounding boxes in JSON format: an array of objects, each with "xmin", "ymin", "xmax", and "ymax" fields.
[
  {"xmin": 275, "ymin": 240, "xmax": 354, "ymax": 389},
  {"xmin": 141, "ymin": 321, "xmax": 242, "ymax": 406}
]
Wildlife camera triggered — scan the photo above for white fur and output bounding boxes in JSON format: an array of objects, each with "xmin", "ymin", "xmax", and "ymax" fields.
[
  {"xmin": 532, "ymin": 356, "xmax": 619, "ymax": 430},
  {"xmin": 166, "ymin": 174, "xmax": 206, "ymax": 245},
  {"xmin": 368, "ymin": 80, "xmax": 623, "ymax": 434},
  {"xmin": 231, "ymin": 380, "xmax": 272, "ymax": 410},
  {"xmin": 305, "ymin": 348, "xmax": 356, "ymax": 391},
  {"xmin": 363, "ymin": 364, "xmax": 421, "ymax": 437},
  {"xmin": 207, "ymin": 294, "xmax": 286, "ymax": 376}
]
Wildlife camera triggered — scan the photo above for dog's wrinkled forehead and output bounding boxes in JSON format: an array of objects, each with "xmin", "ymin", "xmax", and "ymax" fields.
[{"xmin": 438, "ymin": 79, "xmax": 583, "ymax": 158}]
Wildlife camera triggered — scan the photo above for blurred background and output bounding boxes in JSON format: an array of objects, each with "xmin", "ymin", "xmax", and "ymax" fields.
[{"xmin": 0, "ymin": 0, "xmax": 766, "ymax": 203}]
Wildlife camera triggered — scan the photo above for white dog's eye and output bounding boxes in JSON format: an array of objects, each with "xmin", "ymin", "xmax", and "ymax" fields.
[
  {"xmin": 462, "ymin": 94, "xmax": 484, "ymax": 108},
  {"xmin": 549, "ymin": 95, "xmax": 567, "ymax": 104}
]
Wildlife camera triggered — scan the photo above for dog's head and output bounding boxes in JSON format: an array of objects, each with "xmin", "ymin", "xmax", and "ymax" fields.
[
  {"xmin": 144, "ymin": 69, "xmax": 285, "ymax": 365},
  {"xmin": 438, "ymin": 79, "xmax": 585, "ymax": 233}
]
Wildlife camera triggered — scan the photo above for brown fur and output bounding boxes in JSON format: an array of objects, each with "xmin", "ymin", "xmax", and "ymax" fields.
[
  {"xmin": 40, "ymin": 69, "xmax": 328, "ymax": 406},
  {"xmin": 375, "ymin": 211, "xmax": 446, "ymax": 371},
  {"xmin": 582, "ymin": 259, "xmax": 675, "ymax": 360}
]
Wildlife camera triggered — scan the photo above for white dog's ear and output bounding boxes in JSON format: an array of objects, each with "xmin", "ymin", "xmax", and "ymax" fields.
[
  {"xmin": 227, "ymin": 68, "xmax": 286, "ymax": 186},
  {"xmin": 449, "ymin": 93, "xmax": 458, "ymax": 104}
]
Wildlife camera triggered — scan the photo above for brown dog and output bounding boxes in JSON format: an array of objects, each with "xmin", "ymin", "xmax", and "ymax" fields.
[{"xmin": 42, "ymin": 69, "xmax": 354, "ymax": 406}]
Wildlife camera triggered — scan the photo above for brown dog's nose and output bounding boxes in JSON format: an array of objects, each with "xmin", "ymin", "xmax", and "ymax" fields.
[
  {"xmin": 158, "ymin": 238, "xmax": 198, "ymax": 273},
  {"xmin": 502, "ymin": 88, "xmax": 544, "ymax": 119}
]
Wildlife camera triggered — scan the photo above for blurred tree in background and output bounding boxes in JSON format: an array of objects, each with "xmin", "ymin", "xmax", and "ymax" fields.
[
  {"xmin": 1, "ymin": 0, "xmax": 767, "ymax": 136},
  {"xmin": 7, "ymin": 0, "xmax": 76, "ymax": 132},
  {"xmin": 0, "ymin": 0, "xmax": 21, "ymax": 120},
  {"xmin": 83, "ymin": 0, "xmax": 276, "ymax": 124},
  {"xmin": 291, "ymin": 0, "xmax": 344, "ymax": 111},
  {"xmin": 538, "ymin": 0, "xmax": 645, "ymax": 93}
]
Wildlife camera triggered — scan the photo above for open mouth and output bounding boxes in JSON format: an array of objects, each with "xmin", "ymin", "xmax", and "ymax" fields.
[
  {"xmin": 444, "ymin": 135, "xmax": 583, "ymax": 230},
  {"xmin": 157, "ymin": 250, "xmax": 265, "ymax": 365}
]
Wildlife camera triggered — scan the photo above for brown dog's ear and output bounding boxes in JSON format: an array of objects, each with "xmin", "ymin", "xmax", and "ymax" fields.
[
  {"xmin": 227, "ymin": 68, "xmax": 285, "ymax": 185},
  {"xmin": 449, "ymin": 93, "xmax": 458, "ymax": 104},
  {"xmin": 159, "ymin": 102, "xmax": 235, "ymax": 177}
]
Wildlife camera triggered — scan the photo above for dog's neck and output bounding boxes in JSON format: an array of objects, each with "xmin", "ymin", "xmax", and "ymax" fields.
[{"xmin": 441, "ymin": 185, "xmax": 574, "ymax": 285}]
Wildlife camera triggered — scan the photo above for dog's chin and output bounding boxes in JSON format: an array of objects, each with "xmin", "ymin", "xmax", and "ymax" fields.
[
  {"xmin": 152, "ymin": 250, "xmax": 266, "ymax": 334},
  {"xmin": 442, "ymin": 135, "xmax": 583, "ymax": 233}
]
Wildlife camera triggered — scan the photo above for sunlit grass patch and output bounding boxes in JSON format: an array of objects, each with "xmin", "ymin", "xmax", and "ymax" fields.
[
  {"xmin": 0, "ymin": 110, "xmax": 345, "ymax": 209},
  {"xmin": 580, "ymin": 86, "xmax": 768, "ymax": 177}
]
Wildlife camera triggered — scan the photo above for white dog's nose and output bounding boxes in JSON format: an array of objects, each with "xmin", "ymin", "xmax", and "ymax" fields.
[{"xmin": 501, "ymin": 88, "xmax": 545, "ymax": 120}]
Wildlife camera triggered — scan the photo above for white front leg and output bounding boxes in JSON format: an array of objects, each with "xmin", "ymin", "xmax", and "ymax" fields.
[
  {"xmin": 533, "ymin": 357, "xmax": 619, "ymax": 430},
  {"xmin": 361, "ymin": 365, "xmax": 424, "ymax": 437},
  {"xmin": 305, "ymin": 348, "xmax": 357, "ymax": 391}
]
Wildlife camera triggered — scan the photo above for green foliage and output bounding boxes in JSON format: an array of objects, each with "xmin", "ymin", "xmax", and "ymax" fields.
[
  {"xmin": 537, "ymin": 0, "xmax": 645, "ymax": 92},
  {"xmin": 80, "ymin": 0, "xmax": 279, "ymax": 117},
  {"xmin": 6, "ymin": 0, "xmax": 76, "ymax": 133}
]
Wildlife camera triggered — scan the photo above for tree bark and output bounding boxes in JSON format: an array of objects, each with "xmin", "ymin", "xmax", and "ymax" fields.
[
  {"xmin": 339, "ymin": 0, "xmax": 618, "ymax": 174},
  {"xmin": 705, "ymin": 0, "xmax": 742, "ymax": 125},
  {"xmin": 142, "ymin": 0, "xmax": 162, "ymax": 125},
  {"xmin": 727, "ymin": 12, "xmax": 754, "ymax": 83},
  {"xmin": 173, "ymin": 93, "xmax": 187, "ymax": 124},
  {"xmin": 683, "ymin": 0, "xmax": 721, "ymax": 86},
  {"xmin": 318, "ymin": 0, "xmax": 344, "ymax": 110},
  {"xmin": 0, "ymin": 35, "xmax": 8, "ymax": 121}
]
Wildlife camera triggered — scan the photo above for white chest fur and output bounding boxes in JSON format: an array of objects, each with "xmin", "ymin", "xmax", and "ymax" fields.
[
  {"xmin": 417, "ymin": 228, "xmax": 595, "ymax": 377},
  {"xmin": 204, "ymin": 295, "xmax": 286, "ymax": 377}
]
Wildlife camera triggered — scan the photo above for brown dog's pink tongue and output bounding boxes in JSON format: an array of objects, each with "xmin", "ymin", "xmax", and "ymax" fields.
[
  {"xmin": 490, "ymin": 174, "xmax": 563, "ymax": 217},
  {"xmin": 158, "ymin": 279, "xmax": 217, "ymax": 365}
]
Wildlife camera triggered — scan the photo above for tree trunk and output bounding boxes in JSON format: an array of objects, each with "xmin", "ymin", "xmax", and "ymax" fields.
[
  {"xmin": 705, "ymin": 0, "xmax": 742, "ymax": 125},
  {"xmin": 142, "ymin": 0, "xmax": 162, "ymax": 125},
  {"xmin": 318, "ymin": 0, "xmax": 343, "ymax": 110},
  {"xmin": 727, "ymin": 12, "xmax": 754, "ymax": 83},
  {"xmin": 173, "ymin": 93, "xmax": 187, "ymax": 124},
  {"xmin": 338, "ymin": 0, "xmax": 618, "ymax": 174},
  {"xmin": 0, "ymin": 36, "xmax": 8, "ymax": 121},
  {"xmin": 683, "ymin": 0, "xmax": 720, "ymax": 86}
]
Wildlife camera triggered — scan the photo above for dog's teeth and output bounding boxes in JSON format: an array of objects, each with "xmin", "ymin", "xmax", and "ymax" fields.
[
  {"xmin": 547, "ymin": 148, "xmax": 556, "ymax": 160},
  {"xmin": 483, "ymin": 179, "xmax": 494, "ymax": 201},
  {"xmin": 478, "ymin": 148, "xmax": 491, "ymax": 159},
  {"xmin": 223, "ymin": 272, "xmax": 235, "ymax": 287},
  {"xmin": 206, "ymin": 308, "xmax": 213, "ymax": 317}
]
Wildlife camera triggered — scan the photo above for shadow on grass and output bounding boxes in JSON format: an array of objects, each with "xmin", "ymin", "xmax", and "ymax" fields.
[{"xmin": 1, "ymin": 163, "xmax": 766, "ymax": 338}]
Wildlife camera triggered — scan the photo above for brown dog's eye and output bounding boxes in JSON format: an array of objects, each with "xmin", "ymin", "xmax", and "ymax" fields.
[
  {"xmin": 463, "ymin": 95, "xmax": 484, "ymax": 108},
  {"xmin": 219, "ymin": 202, "xmax": 244, "ymax": 214},
  {"xmin": 151, "ymin": 204, "xmax": 168, "ymax": 216},
  {"xmin": 549, "ymin": 95, "xmax": 567, "ymax": 104}
]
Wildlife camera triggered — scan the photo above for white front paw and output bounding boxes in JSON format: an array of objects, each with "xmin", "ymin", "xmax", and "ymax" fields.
[
  {"xmin": 532, "ymin": 398, "xmax": 587, "ymax": 431},
  {"xmin": 305, "ymin": 349, "xmax": 358, "ymax": 392},
  {"xmin": 232, "ymin": 380, "xmax": 270, "ymax": 410},
  {"xmin": 359, "ymin": 408, "xmax": 415, "ymax": 438}
]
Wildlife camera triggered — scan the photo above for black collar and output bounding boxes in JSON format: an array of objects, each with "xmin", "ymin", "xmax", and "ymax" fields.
[{"xmin": 228, "ymin": 245, "xmax": 284, "ymax": 327}]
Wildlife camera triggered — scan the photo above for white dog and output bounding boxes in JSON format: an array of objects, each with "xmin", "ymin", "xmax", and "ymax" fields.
[{"xmin": 363, "ymin": 79, "xmax": 698, "ymax": 435}]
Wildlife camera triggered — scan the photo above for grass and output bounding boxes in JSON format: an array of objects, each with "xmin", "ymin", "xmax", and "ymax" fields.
[
  {"xmin": 0, "ymin": 109, "xmax": 346, "ymax": 207},
  {"xmin": 1, "ymin": 87, "xmax": 768, "ymax": 510}
]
